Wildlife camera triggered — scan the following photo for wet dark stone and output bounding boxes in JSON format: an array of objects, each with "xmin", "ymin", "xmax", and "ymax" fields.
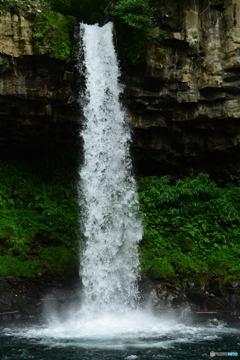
[
  {"xmin": 0, "ymin": 275, "xmax": 81, "ymax": 323},
  {"xmin": 187, "ymin": 291, "xmax": 205, "ymax": 305}
]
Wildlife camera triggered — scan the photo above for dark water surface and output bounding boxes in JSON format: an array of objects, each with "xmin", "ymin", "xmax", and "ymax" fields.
[{"xmin": 0, "ymin": 314, "xmax": 239, "ymax": 360}]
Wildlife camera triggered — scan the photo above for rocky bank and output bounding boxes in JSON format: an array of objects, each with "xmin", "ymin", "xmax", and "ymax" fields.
[{"xmin": 0, "ymin": 273, "xmax": 240, "ymax": 322}]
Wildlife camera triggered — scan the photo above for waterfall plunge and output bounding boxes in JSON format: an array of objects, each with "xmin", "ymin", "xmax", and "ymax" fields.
[
  {"xmin": 4, "ymin": 26, "xmax": 236, "ymax": 357},
  {"xmin": 78, "ymin": 22, "xmax": 143, "ymax": 314}
]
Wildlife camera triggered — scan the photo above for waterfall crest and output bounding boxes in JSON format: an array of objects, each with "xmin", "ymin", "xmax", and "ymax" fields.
[{"xmin": 78, "ymin": 22, "xmax": 143, "ymax": 314}]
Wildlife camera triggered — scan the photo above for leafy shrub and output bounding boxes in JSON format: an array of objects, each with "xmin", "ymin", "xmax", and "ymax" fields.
[
  {"xmin": 169, "ymin": 253, "xmax": 204, "ymax": 274},
  {"xmin": 111, "ymin": 0, "xmax": 158, "ymax": 64},
  {"xmin": 111, "ymin": 0, "xmax": 156, "ymax": 31},
  {"xmin": 0, "ymin": 0, "xmax": 25, "ymax": 14},
  {"xmin": 0, "ymin": 149, "xmax": 80, "ymax": 277},
  {"xmin": 45, "ymin": 0, "xmax": 109, "ymax": 23},
  {"xmin": 0, "ymin": 255, "xmax": 40, "ymax": 277},
  {"xmin": 150, "ymin": 257, "xmax": 175, "ymax": 279},
  {"xmin": 33, "ymin": 10, "xmax": 75, "ymax": 61},
  {"xmin": 138, "ymin": 174, "xmax": 240, "ymax": 280},
  {"xmin": 0, "ymin": 247, "xmax": 77, "ymax": 277},
  {"xmin": 37, "ymin": 246, "xmax": 78, "ymax": 275}
]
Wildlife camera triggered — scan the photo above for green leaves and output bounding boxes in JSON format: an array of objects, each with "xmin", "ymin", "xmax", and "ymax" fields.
[
  {"xmin": 0, "ymin": 150, "xmax": 79, "ymax": 277},
  {"xmin": 112, "ymin": 0, "xmax": 156, "ymax": 31},
  {"xmin": 0, "ymin": 255, "xmax": 40, "ymax": 277},
  {"xmin": 33, "ymin": 10, "xmax": 75, "ymax": 61},
  {"xmin": 46, "ymin": 0, "xmax": 109, "ymax": 23},
  {"xmin": 138, "ymin": 173, "xmax": 240, "ymax": 280},
  {"xmin": 0, "ymin": 0, "xmax": 25, "ymax": 14},
  {"xmin": 110, "ymin": 0, "xmax": 159, "ymax": 65},
  {"xmin": 150, "ymin": 257, "xmax": 175, "ymax": 279}
]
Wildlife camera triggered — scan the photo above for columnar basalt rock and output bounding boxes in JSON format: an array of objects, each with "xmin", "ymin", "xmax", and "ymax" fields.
[
  {"xmin": 0, "ymin": 53, "xmax": 79, "ymax": 151},
  {"xmin": 124, "ymin": 0, "xmax": 240, "ymax": 178},
  {"xmin": 0, "ymin": 2, "xmax": 240, "ymax": 177},
  {"xmin": 0, "ymin": 13, "xmax": 33, "ymax": 57},
  {"xmin": 0, "ymin": 10, "xmax": 79, "ymax": 152}
]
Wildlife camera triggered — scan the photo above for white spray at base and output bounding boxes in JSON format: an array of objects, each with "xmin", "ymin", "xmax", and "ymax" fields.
[{"xmin": 78, "ymin": 22, "xmax": 143, "ymax": 314}]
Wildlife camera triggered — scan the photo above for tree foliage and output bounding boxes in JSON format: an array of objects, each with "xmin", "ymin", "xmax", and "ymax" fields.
[
  {"xmin": 0, "ymin": 0, "xmax": 25, "ymax": 13},
  {"xmin": 111, "ymin": 0, "xmax": 156, "ymax": 31},
  {"xmin": 110, "ymin": 0, "xmax": 158, "ymax": 64},
  {"xmin": 46, "ymin": 0, "xmax": 110, "ymax": 23},
  {"xmin": 33, "ymin": 10, "xmax": 75, "ymax": 61}
]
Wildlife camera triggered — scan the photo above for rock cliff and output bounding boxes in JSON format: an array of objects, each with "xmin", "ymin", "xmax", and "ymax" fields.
[
  {"xmin": 124, "ymin": 0, "xmax": 240, "ymax": 178},
  {"xmin": 0, "ymin": 7, "xmax": 78, "ymax": 154},
  {"xmin": 1, "ymin": 0, "xmax": 240, "ymax": 178}
]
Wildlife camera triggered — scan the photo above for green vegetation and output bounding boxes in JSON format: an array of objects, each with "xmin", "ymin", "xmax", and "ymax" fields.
[
  {"xmin": 44, "ymin": 0, "xmax": 159, "ymax": 64},
  {"xmin": 33, "ymin": 10, "xmax": 75, "ymax": 61},
  {"xmin": 46, "ymin": 0, "xmax": 109, "ymax": 24},
  {"xmin": 2, "ymin": 158, "xmax": 240, "ymax": 282},
  {"xmin": 0, "ymin": 0, "xmax": 165, "ymax": 64},
  {"xmin": 111, "ymin": 0, "xmax": 156, "ymax": 31},
  {"xmin": 0, "ymin": 0, "xmax": 25, "ymax": 14},
  {"xmin": 0, "ymin": 0, "xmax": 76, "ymax": 61},
  {"xmin": 138, "ymin": 174, "xmax": 240, "ymax": 282},
  {"xmin": 36, "ymin": 0, "xmax": 160, "ymax": 64},
  {"xmin": 111, "ymin": 0, "xmax": 159, "ymax": 64},
  {"xmin": 0, "ymin": 150, "xmax": 79, "ymax": 277},
  {"xmin": 0, "ymin": 246, "xmax": 76, "ymax": 277}
]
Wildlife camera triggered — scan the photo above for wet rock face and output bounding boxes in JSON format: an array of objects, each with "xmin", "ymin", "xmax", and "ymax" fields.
[
  {"xmin": 0, "ymin": 10, "xmax": 79, "ymax": 153},
  {"xmin": 1, "ymin": 2, "xmax": 240, "ymax": 177},
  {"xmin": 0, "ymin": 53, "xmax": 79, "ymax": 152},
  {"xmin": 124, "ymin": 0, "xmax": 240, "ymax": 178},
  {"xmin": 147, "ymin": 276, "xmax": 240, "ymax": 318},
  {"xmin": 1, "ymin": 275, "xmax": 239, "ymax": 321},
  {"xmin": 0, "ymin": 276, "xmax": 80, "ymax": 322}
]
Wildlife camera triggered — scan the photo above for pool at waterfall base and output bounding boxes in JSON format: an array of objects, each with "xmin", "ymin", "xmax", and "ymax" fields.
[{"xmin": 1, "ymin": 310, "xmax": 239, "ymax": 359}]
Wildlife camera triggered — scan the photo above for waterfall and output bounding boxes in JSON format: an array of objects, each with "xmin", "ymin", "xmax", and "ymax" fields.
[{"xmin": 78, "ymin": 22, "xmax": 143, "ymax": 314}]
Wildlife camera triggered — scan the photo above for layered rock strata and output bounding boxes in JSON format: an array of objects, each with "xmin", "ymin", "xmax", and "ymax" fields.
[
  {"xmin": 124, "ymin": 0, "xmax": 240, "ymax": 178},
  {"xmin": 1, "ymin": 1, "xmax": 240, "ymax": 178},
  {"xmin": 0, "ymin": 10, "xmax": 79, "ymax": 154}
]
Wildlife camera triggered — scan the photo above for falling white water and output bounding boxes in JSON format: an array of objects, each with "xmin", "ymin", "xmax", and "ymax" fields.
[{"xmin": 78, "ymin": 22, "xmax": 143, "ymax": 314}]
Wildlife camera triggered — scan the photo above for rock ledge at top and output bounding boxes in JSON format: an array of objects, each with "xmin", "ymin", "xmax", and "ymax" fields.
[{"xmin": 0, "ymin": 13, "xmax": 33, "ymax": 57}]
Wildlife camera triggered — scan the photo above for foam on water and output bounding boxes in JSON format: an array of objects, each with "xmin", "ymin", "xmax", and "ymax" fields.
[{"xmin": 3, "ymin": 312, "xmax": 238, "ymax": 350}]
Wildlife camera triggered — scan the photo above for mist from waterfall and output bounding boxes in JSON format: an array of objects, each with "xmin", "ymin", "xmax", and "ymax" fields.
[{"xmin": 78, "ymin": 22, "xmax": 143, "ymax": 314}]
